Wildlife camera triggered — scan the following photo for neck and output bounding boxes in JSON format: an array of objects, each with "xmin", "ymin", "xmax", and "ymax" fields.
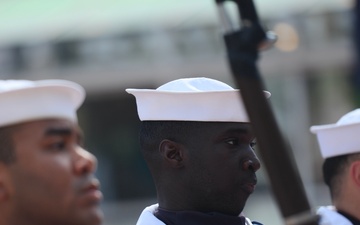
[
  {"xmin": 157, "ymin": 188, "xmax": 244, "ymax": 216},
  {"xmin": 334, "ymin": 191, "xmax": 360, "ymax": 221},
  {"xmin": 154, "ymin": 208, "xmax": 246, "ymax": 225}
]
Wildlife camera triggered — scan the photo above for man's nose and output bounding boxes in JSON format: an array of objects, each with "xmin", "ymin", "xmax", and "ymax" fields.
[
  {"xmin": 74, "ymin": 147, "xmax": 97, "ymax": 175},
  {"xmin": 242, "ymin": 158, "xmax": 261, "ymax": 172}
]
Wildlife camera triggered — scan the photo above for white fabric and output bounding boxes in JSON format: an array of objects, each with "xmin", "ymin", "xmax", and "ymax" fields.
[
  {"xmin": 310, "ymin": 109, "xmax": 360, "ymax": 158},
  {"xmin": 136, "ymin": 204, "xmax": 256, "ymax": 225},
  {"xmin": 0, "ymin": 79, "xmax": 85, "ymax": 127},
  {"xmin": 317, "ymin": 206, "xmax": 353, "ymax": 225},
  {"xmin": 136, "ymin": 204, "xmax": 166, "ymax": 225},
  {"xmin": 126, "ymin": 77, "xmax": 271, "ymax": 122}
]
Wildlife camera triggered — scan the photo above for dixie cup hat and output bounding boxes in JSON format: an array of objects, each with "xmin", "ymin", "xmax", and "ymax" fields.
[
  {"xmin": 0, "ymin": 79, "xmax": 85, "ymax": 127},
  {"xmin": 126, "ymin": 77, "xmax": 271, "ymax": 122},
  {"xmin": 310, "ymin": 109, "xmax": 360, "ymax": 158}
]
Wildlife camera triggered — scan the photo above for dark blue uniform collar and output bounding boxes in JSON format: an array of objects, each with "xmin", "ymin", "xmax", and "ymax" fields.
[
  {"xmin": 154, "ymin": 207, "xmax": 263, "ymax": 225},
  {"xmin": 338, "ymin": 210, "xmax": 360, "ymax": 225}
]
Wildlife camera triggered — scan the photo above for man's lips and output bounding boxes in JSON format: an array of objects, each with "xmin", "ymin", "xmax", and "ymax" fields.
[
  {"xmin": 243, "ymin": 182, "xmax": 256, "ymax": 193},
  {"xmin": 79, "ymin": 179, "xmax": 103, "ymax": 206},
  {"xmin": 241, "ymin": 177, "xmax": 257, "ymax": 194}
]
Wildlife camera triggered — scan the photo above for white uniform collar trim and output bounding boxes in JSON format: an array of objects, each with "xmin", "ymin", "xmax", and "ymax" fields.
[
  {"xmin": 317, "ymin": 206, "xmax": 353, "ymax": 225},
  {"xmin": 136, "ymin": 204, "xmax": 255, "ymax": 225},
  {"xmin": 136, "ymin": 204, "xmax": 165, "ymax": 225}
]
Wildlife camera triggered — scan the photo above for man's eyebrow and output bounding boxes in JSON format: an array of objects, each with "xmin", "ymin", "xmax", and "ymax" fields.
[
  {"xmin": 224, "ymin": 127, "xmax": 252, "ymax": 134},
  {"xmin": 220, "ymin": 127, "xmax": 255, "ymax": 139},
  {"xmin": 44, "ymin": 127, "xmax": 73, "ymax": 136},
  {"xmin": 44, "ymin": 127, "xmax": 84, "ymax": 142}
]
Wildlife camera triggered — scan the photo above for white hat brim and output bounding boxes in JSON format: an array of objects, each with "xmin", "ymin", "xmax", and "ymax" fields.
[
  {"xmin": 126, "ymin": 88, "xmax": 270, "ymax": 122},
  {"xmin": 0, "ymin": 79, "xmax": 85, "ymax": 127},
  {"xmin": 310, "ymin": 122, "xmax": 360, "ymax": 158}
]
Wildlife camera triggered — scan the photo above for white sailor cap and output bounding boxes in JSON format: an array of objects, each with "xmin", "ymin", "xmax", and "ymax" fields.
[
  {"xmin": 126, "ymin": 77, "xmax": 271, "ymax": 122},
  {"xmin": 310, "ymin": 109, "xmax": 360, "ymax": 159},
  {"xmin": 0, "ymin": 79, "xmax": 85, "ymax": 127}
]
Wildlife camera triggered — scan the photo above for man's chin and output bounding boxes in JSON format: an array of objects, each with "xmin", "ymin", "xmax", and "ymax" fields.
[{"xmin": 77, "ymin": 206, "xmax": 104, "ymax": 225}]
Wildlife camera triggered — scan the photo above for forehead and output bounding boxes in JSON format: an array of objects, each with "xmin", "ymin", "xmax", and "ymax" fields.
[
  {"xmin": 11, "ymin": 119, "xmax": 80, "ymax": 139},
  {"xmin": 191, "ymin": 122, "xmax": 254, "ymax": 137},
  {"xmin": 199, "ymin": 122, "xmax": 252, "ymax": 131}
]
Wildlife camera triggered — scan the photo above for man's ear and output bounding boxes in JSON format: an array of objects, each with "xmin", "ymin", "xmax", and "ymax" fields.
[
  {"xmin": 350, "ymin": 160, "xmax": 360, "ymax": 187},
  {"xmin": 159, "ymin": 139, "xmax": 185, "ymax": 168}
]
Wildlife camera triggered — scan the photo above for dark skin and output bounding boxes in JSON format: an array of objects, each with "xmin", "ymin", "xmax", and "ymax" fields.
[{"xmin": 154, "ymin": 122, "xmax": 260, "ymax": 216}]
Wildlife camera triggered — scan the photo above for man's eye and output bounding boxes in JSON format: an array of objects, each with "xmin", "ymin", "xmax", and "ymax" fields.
[
  {"xmin": 48, "ymin": 142, "xmax": 66, "ymax": 151},
  {"xmin": 226, "ymin": 139, "xmax": 239, "ymax": 146},
  {"xmin": 250, "ymin": 141, "xmax": 257, "ymax": 148}
]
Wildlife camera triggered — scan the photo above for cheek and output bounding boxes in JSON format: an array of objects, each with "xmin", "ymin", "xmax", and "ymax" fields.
[
  {"xmin": 192, "ymin": 158, "xmax": 231, "ymax": 185},
  {"xmin": 10, "ymin": 155, "xmax": 74, "ymax": 200},
  {"xmin": 209, "ymin": 156, "xmax": 244, "ymax": 184}
]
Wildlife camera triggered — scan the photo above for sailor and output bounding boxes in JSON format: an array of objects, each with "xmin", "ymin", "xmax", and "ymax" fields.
[
  {"xmin": 0, "ymin": 79, "xmax": 103, "ymax": 225},
  {"xmin": 311, "ymin": 109, "xmax": 360, "ymax": 225},
  {"xmin": 127, "ymin": 77, "xmax": 270, "ymax": 225}
]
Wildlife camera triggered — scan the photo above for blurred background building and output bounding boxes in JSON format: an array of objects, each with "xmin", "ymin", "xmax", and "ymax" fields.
[{"xmin": 0, "ymin": 0, "xmax": 358, "ymax": 224}]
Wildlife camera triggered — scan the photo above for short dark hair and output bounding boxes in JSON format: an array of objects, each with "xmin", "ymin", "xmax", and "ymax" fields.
[
  {"xmin": 0, "ymin": 125, "xmax": 16, "ymax": 163},
  {"xmin": 323, "ymin": 153, "xmax": 360, "ymax": 198},
  {"xmin": 139, "ymin": 121, "xmax": 200, "ymax": 153}
]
